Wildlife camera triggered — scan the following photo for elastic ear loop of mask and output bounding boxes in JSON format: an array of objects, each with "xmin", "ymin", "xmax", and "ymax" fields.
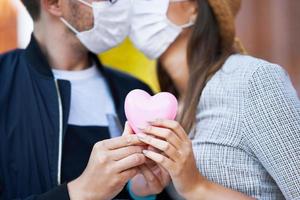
[
  {"xmin": 170, "ymin": 0, "xmax": 190, "ymax": 3},
  {"xmin": 60, "ymin": 17, "xmax": 80, "ymax": 34},
  {"xmin": 181, "ymin": 21, "xmax": 194, "ymax": 28},
  {"xmin": 76, "ymin": 0, "xmax": 93, "ymax": 8},
  {"xmin": 76, "ymin": 0, "xmax": 115, "ymax": 6},
  {"xmin": 60, "ymin": 0, "xmax": 95, "ymax": 34},
  {"xmin": 61, "ymin": 0, "xmax": 116, "ymax": 34},
  {"xmin": 168, "ymin": 0, "xmax": 195, "ymax": 28}
]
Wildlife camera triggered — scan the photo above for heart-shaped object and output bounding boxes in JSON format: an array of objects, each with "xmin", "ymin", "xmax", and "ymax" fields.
[{"xmin": 125, "ymin": 89, "xmax": 178, "ymax": 134}]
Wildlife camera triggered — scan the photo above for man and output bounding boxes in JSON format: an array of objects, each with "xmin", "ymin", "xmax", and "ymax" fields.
[{"xmin": 0, "ymin": 0, "xmax": 158, "ymax": 199}]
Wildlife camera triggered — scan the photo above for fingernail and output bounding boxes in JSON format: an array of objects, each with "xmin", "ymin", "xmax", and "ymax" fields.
[
  {"xmin": 137, "ymin": 134, "xmax": 147, "ymax": 141},
  {"xmin": 149, "ymin": 119, "xmax": 161, "ymax": 125},
  {"xmin": 126, "ymin": 136, "xmax": 133, "ymax": 144},
  {"xmin": 138, "ymin": 127, "xmax": 145, "ymax": 132},
  {"xmin": 147, "ymin": 121, "xmax": 155, "ymax": 125},
  {"xmin": 142, "ymin": 150, "xmax": 149, "ymax": 155}
]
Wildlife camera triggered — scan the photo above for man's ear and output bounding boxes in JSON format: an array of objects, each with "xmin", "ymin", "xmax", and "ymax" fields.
[{"xmin": 41, "ymin": 0, "xmax": 63, "ymax": 17}]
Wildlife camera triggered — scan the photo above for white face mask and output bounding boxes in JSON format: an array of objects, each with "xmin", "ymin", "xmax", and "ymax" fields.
[
  {"xmin": 129, "ymin": 0, "xmax": 194, "ymax": 60},
  {"xmin": 61, "ymin": 0, "xmax": 131, "ymax": 54}
]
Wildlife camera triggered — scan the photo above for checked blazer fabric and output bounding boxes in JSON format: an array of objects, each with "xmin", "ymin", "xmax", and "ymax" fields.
[{"xmin": 192, "ymin": 54, "xmax": 300, "ymax": 200}]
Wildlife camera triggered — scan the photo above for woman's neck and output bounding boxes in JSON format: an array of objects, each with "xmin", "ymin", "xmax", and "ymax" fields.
[{"xmin": 160, "ymin": 29, "xmax": 192, "ymax": 98}]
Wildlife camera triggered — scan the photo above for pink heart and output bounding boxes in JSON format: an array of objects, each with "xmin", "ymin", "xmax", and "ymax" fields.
[{"xmin": 125, "ymin": 89, "xmax": 178, "ymax": 134}]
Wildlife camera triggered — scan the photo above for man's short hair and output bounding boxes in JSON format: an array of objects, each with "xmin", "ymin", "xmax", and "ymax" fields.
[{"xmin": 21, "ymin": 0, "xmax": 40, "ymax": 21}]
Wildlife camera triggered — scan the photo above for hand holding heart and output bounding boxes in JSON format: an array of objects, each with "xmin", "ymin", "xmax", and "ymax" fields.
[
  {"xmin": 125, "ymin": 90, "xmax": 204, "ymax": 199},
  {"xmin": 123, "ymin": 121, "xmax": 170, "ymax": 197}
]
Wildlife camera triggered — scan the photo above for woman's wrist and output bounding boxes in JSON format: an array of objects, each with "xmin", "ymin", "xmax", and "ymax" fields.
[{"xmin": 181, "ymin": 174, "xmax": 209, "ymax": 200}]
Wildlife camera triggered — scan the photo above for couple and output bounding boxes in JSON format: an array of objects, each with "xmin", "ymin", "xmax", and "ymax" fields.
[{"xmin": 1, "ymin": 0, "xmax": 300, "ymax": 199}]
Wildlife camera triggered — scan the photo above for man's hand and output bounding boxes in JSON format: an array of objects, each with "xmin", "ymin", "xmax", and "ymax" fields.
[
  {"xmin": 130, "ymin": 153, "xmax": 170, "ymax": 197},
  {"xmin": 68, "ymin": 124, "xmax": 146, "ymax": 200}
]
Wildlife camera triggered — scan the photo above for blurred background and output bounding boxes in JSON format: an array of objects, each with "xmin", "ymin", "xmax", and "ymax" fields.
[{"xmin": 1, "ymin": 0, "xmax": 299, "ymax": 94}]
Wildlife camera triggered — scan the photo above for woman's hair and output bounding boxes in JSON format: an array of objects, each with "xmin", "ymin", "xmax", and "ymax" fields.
[{"xmin": 157, "ymin": 0, "xmax": 236, "ymax": 133}]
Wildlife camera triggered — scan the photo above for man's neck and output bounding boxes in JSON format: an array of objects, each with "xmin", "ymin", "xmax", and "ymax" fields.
[{"xmin": 33, "ymin": 24, "xmax": 92, "ymax": 71}]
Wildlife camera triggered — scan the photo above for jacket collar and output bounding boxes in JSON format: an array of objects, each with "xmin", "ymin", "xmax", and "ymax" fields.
[
  {"xmin": 24, "ymin": 34, "xmax": 125, "ymax": 125},
  {"xmin": 24, "ymin": 35, "xmax": 54, "ymax": 78}
]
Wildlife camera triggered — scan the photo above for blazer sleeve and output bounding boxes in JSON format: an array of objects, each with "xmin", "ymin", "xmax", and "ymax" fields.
[{"xmin": 242, "ymin": 64, "xmax": 300, "ymax": 199}]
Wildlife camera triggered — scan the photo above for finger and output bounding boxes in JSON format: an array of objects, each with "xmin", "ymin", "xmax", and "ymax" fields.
[
  {"xmin": 139, "ymin": 165, "xmax": 162, "ymax": 191},
  {"xmin": 115, "ymin": 153, "xmax": 146, "ymax": 172},
  {"xmin": 137, "ymin": 134, "xmax": 180, "ymax": 161},
  {"xmin": 145, "ymin": 156, "xmax": 158, "ymax": 169},
  {"xmin": 110, "ymin": 146, "xmax": 145, "ymax": 161},
  {"xmin": 158, "ymin": 165, "xmax": 171, "ymax": 186},
  {"xmin": 120, "ymin": 168, "xmax": 139, "ymax": 183},
  {"xmin": 140, "ymin": 126, "xmax": 181, "ymax": 149},
  {"xmin": 144, "ymin": 157, "xmax": 162, "ymax": 176},
  {"xmin": 149, "ymin": 119, "xmax": 187, "ymax": 140},
  {"xmin": 101, "ymin": 135, "xmax": 143, "ymax": 150},
  {"xmin": 142, "ymin": 150, "xmax": 174, "ymax": 174},
  {"xmin": 122, "ymin": 121, "xmax": 134, "ymax": 136}
]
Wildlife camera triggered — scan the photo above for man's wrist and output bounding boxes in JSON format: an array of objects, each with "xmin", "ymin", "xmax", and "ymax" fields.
[{"xmin": 67, "ymin": 177, "xmax": 93, "ymax": 200}]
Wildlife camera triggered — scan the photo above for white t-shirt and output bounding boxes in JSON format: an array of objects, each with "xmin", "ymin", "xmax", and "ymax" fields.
[{"xmin": 52, "ymin": 64, "xmax": 116, "ymax": 127}]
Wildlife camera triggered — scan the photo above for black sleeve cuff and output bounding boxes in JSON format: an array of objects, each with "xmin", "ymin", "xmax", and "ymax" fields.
[{"xmin": 38, "ymin": 183, "xmax": 70, "ymax": 200}]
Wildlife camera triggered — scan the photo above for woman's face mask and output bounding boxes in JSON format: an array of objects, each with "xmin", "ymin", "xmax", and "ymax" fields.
[
  {"xmin": 129, "ymin": 0, "xmax": 196, "ymax": 60},
  {"xmin": 61, "ymin": 0, "xmax": 131, "ymax": 54}
]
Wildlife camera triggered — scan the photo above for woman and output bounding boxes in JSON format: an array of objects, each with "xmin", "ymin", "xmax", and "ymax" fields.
[{"xmin": 128, "ymin": 0, "xmax": 300, "ymax": 199}]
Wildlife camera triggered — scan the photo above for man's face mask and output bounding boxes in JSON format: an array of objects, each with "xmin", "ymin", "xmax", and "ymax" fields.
[
  {"xmin": 129, "ymin": 0, "xmax": 195, "ymax": 60},
  {"xmin": 61, "ymin": 0, "xmax": 131, "ymax": 54}
]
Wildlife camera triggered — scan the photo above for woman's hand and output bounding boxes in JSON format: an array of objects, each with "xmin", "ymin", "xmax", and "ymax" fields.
[
  {"xmin": 122, "ymin": 122, "xmax": 170, "ymax": 197},
  {"xmin": 130, "ymin": 152, "xmax": 170, "ymax": 197},
  {"xmin": 137, "ymin": 119, "xmax": 255, "ymax": 200},
  {"xmin": 137, "ymin": 119, "xmax": 204, "ymax": 199}
]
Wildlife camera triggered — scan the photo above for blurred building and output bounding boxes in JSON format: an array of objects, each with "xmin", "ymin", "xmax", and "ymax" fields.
[{"xmin": 236, "ymin": 0, "xmax": 300, "ymax": 93}]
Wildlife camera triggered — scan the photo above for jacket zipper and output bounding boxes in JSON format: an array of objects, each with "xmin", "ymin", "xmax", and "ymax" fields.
[{"xmin": 55, "ymin": 79, "xmax": 63, "ymax": 185}]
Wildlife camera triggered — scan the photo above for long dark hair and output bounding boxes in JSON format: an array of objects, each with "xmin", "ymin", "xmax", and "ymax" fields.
[{"xmin": 158, "ymin": 0, "xmax": 236, "ymax": 133}]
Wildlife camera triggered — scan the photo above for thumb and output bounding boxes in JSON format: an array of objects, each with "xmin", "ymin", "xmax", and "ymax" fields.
[{"xmin": 123, "ymin": 121, "xmax": 134, "ymax": 136}]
